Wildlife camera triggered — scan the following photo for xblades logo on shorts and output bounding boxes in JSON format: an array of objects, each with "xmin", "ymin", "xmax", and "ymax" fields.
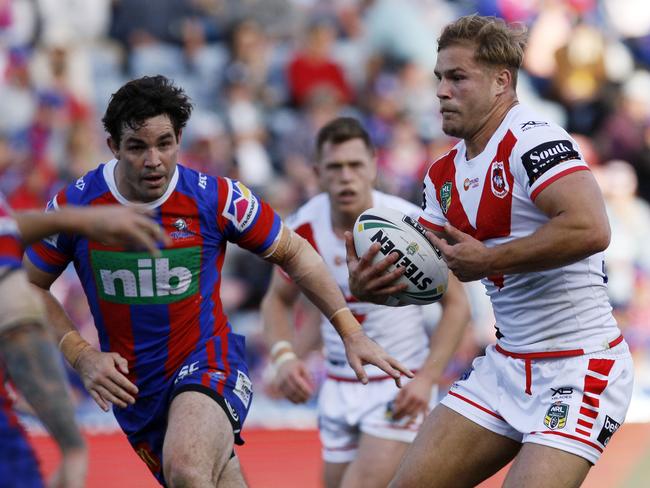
[{"xmin": 550, "ymin": 386, "xmax": 573, "ymax": 397}]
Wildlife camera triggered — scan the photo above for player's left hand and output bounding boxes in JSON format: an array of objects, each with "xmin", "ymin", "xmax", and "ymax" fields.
[
  {"xmin": 342, "ymin": 330, "xmax": 414, "ymax": 387},
  {"xmin": 391, "ymin": 375, "xmax": 434, "ymax": 422},
  {"xmin": 426, "ymin": 224, "xmax": 491, "ymax": 282},
  {"xmin": 344, "ymin": 231, "xmax": 407, "ymax": 303}
]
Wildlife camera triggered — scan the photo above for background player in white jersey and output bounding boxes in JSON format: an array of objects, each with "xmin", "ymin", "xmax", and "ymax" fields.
[
  {"xmin": 345, "ymin": 15, "xmax": 634, "ymax": 488},
  {"xmin": 261, "ymin": 117, "xmax": 470, "ymax": 488}
]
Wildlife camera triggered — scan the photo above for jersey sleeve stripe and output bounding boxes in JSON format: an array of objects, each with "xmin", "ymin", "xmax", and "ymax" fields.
[
  {"xmin": 237, "ymin": 205, "xmax": 282, "ymax": 254},
  {"xmin": 25, "ymin": 242, "xmax": 69, "ymax": 274},
  {"xmin": 417, "ymin": 216, "xmax": 444, "ymax": 232},
  {"xmin": 530, "ymin": 165, "xmax": 589, "ymax": 201}
]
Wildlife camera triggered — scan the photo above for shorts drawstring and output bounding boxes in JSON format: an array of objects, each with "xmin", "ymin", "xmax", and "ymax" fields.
[{"xmin": 525, "ymin": 359, "xmax": 532, "ymax": 395}]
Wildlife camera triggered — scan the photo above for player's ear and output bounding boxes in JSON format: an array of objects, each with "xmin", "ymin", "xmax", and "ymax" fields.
[
  {"xmin": 107, "ymin": 137, "xmax": 119, "ymax": 159},
  {"xmin": 494, "ymin": 68, "xmax": 512, "ymax": 96}
]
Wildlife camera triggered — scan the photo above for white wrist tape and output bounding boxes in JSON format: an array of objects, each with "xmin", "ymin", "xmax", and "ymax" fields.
[
  {"xmin": 273, "ymin": 350, "xmax": 297, "ymax": 368},
  {"xmin": 270, "ymin": 340, "xmax": 293, "ymax": 359}
]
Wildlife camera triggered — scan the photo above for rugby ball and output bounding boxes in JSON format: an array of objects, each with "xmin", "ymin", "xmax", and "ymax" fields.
[{"xmin": 353, "ymin": 207, "xmax": 448, "ymax": 305}]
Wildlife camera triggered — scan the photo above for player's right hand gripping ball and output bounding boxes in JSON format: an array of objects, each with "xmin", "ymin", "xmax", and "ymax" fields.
[{"xmin": 353, "ymin": 207, "xmax": 448, "ymax": 305}]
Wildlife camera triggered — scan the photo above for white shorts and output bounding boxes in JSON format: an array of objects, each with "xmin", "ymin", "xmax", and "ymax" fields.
[
  {"xmin": 441, "ymin": 341, "xmax": 634, "ymax": 464},
  {"xmin": 318, "ymin": 375, "xmax": 439, "ymax": 463}
]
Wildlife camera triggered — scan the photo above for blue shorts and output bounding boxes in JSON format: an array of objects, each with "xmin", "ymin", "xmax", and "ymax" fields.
[
  {"xmin": 0, "ymin": 386, "xmax": 43, "ymax": 488},
  {"xmin": 114, "ymin": 332, "xmax": 252, "ymax": 486}
]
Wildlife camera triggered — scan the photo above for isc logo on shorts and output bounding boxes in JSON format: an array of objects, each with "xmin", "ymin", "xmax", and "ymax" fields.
[
  {"xmin": 91, "ymin": 247, "xmax": 201, "ymax": 304},
  {"xmin": 544, "ymin": 402, "xmax": 569, "ymax": 430}
]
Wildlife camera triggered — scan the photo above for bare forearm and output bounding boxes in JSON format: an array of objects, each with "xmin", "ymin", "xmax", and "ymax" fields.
[
  {"xmin": 13, "ymin": 209, "xmax": 79, "ymax": 245},
  {"xmin": 486, "ymin": 173, "xmax": 610, "ymax": 276},
  {"xmin": 418, "ymin": 279, "xmax": 470, "ymax": 383},
  {"xmin": 0, "ymin": 322, "xmax": 84, "ymax": 452},
  {"xmin": 486, "ymin": 214, "xmax": 609, "ymax": 275},
  {"xmin": 266, "ymin": 227, "xmax": 352, "ymax": 330},
  {"xmin": 32, "ymin": 286, "xmax": 78, "ymax": 342},
  {"xmin": 261, "ymin": 291, "xmax": 297, "ymax": 347}
]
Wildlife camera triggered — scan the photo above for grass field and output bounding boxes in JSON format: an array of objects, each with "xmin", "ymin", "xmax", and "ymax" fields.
[{"xmin": 30, "ymin": 423, "xmax": 650, "ymax": 487}]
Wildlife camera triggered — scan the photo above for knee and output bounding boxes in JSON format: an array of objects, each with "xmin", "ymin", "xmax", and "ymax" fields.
[{"xmin": 164, "ymin": 459, "xmax": 211, "ymax": 488}]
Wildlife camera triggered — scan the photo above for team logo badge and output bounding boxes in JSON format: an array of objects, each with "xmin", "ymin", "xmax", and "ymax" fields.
[
  {"xmin": 406, "ymin": 242, "xmax": 419, "ymax": 255},
  {"xmin": 440, "ymin": 182, "xmax": 452, "ymax": 214},
  {"xmin": 490, "ymin": 161, "xmax": 509, "ymax": 198},
  {"xmin": 174, "ymin": 218, "xmax": 188, "ymax": 231},
  {"xmin": 224, "ymin": 180, "xmax": 259, "ymax": 232},
  {"xmin": 170, "ymin": 218, "xmax": 197, "ymax": 240},
  {"xmin": 544, "ymin": 402, "xmax": 569, "ymax": 430}
]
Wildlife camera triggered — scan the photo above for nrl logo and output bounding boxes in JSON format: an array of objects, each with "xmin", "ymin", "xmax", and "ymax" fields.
[
  {"xmin": 544, "ymin": 402, "xmax": 569, "ymax": 430},
  {"xmin": 440, "ymin": 182, "xmax": 452, "ymax": 214}
]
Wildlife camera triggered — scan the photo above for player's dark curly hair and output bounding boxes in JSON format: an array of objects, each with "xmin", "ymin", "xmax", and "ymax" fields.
[
  {"xmin": 102, "ymin": 75, "xmax": 193, "ymax": 145},
  {"xmin": 316, "ymin": 117, "xmax": 374, "ymax": 159}
]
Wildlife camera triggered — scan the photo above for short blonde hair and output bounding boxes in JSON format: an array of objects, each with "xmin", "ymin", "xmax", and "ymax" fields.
[{"xmin": 438, "ymin": 14, "xmax": 527, "ymax": 87}]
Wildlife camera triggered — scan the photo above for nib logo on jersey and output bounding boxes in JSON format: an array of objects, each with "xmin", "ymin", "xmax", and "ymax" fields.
[{"xmin": 91, "ymin": 247, "xmax": 201, "ymax": 304}]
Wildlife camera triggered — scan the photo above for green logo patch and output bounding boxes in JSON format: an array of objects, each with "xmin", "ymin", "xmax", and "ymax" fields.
[
  {"xmin": 91, "ymin": 247, "xmax": 201, "ymax": 304},
  {"xmin": 440, "ymin": 182, "xmax": 452, "ymax": 214}
]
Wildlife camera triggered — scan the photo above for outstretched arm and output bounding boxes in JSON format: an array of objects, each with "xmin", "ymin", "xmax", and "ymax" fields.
[
  {"xmin": 264, "ymin": 225, "xmax": 414, "ymax": 385},
  {"xmin": 14, "ymin": 204, "xmax": 169, "ymax": 254}
]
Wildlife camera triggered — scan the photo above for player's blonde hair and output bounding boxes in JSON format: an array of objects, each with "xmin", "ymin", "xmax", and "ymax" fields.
[{"xmin": 438, "ymin": 14, "xmax": 527, "ymax": 88}]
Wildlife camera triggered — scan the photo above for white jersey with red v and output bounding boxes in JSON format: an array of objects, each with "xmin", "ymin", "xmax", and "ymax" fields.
[{"xmin": 419, "ymin": 104, "xmax": 620, "ymax": 354}]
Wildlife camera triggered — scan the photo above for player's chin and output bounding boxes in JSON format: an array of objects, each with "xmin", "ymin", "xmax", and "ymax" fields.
[{"xmin": 441, "ymin": 122, "xmax": 462, "ymax": 138}]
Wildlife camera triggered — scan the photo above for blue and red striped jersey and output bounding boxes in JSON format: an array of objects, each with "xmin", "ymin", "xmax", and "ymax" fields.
[
  {"xmin": 0, "ymin": 193, "xmax": 23, "ymax": 270},
  {"xmin": 26, "ymin": 160, "xmax": 282, "ymax": 395}
]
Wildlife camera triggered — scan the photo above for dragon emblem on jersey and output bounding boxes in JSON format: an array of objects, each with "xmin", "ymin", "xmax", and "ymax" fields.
[
  {"xmin": 544, "ymin": 402, "xmax": 569, "ymax": 430},
  {"xmin": 440, "ymin": 182, "xmax": 452, "ymax": 215},
  {"xmin": 490, "ymin": 161, "xmax": 509, "ymax": 198},
  {"xmin": 223, "ymin": 180, "xmax": 259, "ymax": 232}
]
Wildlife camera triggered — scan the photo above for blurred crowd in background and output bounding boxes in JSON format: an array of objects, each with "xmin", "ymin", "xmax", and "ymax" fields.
[{"xmin": 2, "ymin": 0, "xmax": 650, "ymax": 426}]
